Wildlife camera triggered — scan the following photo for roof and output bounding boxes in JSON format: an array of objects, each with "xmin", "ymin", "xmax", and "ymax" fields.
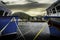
[{"xmin": 46, "ymin": 0, "xmax": 60, "ymax": 10}]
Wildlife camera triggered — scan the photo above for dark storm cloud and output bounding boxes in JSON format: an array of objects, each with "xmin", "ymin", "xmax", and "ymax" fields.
[
  {"xmin": 7, "ymin": 2, "xmax": 50, "ymax": 9},
  {"xmin": 26, "ymin": 0, "xmax": 36, "ymax": 2}
]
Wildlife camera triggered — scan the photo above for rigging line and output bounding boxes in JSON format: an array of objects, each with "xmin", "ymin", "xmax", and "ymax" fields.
[
  {"xmin": 14, "ymin": 17, "xmax": 25, "ymax": 40},
  {"xmin": 0, "ymin": 17, "xmax": 13, "ymax": 33}
]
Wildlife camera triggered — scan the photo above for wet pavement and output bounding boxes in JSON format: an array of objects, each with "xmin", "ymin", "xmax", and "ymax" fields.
[
  {"xmin": 1, "ymin": 22, "xmax": 60, "ymax": 40},
  {"xmin": 17, "ymin": 22, "xmax": 50, "ymax": 40}
]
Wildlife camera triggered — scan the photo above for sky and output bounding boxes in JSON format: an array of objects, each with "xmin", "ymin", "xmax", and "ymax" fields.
[
  {"xmin": 2, "ymin": 0, "xmax": 57, "ymax": 5},
  {"xmin": 1, "ymin": 0, "xmax": 57, "ymax": 16}
]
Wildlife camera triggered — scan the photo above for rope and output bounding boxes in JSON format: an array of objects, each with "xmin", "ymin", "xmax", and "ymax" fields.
[
  {"xmin": 14, "ymin": 17, "xmax": 25, "ymax": 40},
  {"xmin": 33, "ymin": 25, "xmax": 46, "ymax": 40}
]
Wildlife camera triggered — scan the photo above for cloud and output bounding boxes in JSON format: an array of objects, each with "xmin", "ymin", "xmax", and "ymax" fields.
[
  {"xmin": 3, "ymin": 0, "xmax": 57, "ymax": 4},
  {"xmin": 2, "ymin": 0, "xmax": 19, "ymax": 2},
  {"xmin": 7, "ymin": 2, "xmax": 50, "ymax": 9}
]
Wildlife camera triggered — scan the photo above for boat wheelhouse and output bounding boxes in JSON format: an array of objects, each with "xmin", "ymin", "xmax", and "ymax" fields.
[
  {"xmin": 46, "ymin": 0, "xmax": 60, "ymax": 37},
  {"xmin": 0, "ymin": 1, "xmax": 11, "ymax": 16}
]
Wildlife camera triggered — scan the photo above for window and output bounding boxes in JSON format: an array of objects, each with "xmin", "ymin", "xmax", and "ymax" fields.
[
  {"xmin": 47, "ymin": 11, "xmax": 49, "ymax": 15},
  {"xmin": 5, "ymin": 12, "xmax": 8, "ymax": 16},
  {"xmin": 56, "ymin": 6, "xmax": 60, "ymax": 12},
  {"xmin": 50, "ymin": 10, "xmax": 52, "ymax": 13},
  {"xmin": 47, "ymin": 10, "xmax": 52, "ymax": 15},
  {"xmin": 52, "ymin": 8, "xmax": 56, "ymax": 13},
  {"xmin": 0, "ymin": 10, "xmax": 4, "ymax": 16}
]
